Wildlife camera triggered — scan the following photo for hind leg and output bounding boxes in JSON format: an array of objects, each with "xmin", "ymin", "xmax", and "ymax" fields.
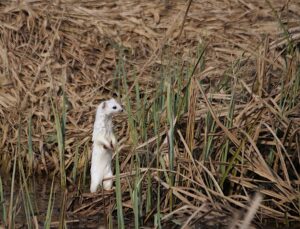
[
  {"xmin": 90, "ymin": 173, "xmax": 102, "ymax": 193},
  {"xmin": 103, "ymin": 168, "xmax": 113, "ymax": 190},
  {"xmin": 90, "ymin": 164, "xmax": 103, "ymax": 193}
]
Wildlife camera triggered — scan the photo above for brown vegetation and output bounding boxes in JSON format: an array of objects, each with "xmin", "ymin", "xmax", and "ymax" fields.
[{"xmin": 0, "ymin": 0, "xmax": 300, "ymax": 228}]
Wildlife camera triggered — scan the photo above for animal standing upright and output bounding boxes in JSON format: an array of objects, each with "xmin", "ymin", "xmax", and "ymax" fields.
[{"xmin": 90, "ymin": 98, "xmax": 123, "ymax": 193}]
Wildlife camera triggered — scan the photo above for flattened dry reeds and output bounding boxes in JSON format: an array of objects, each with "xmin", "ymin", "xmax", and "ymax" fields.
[{"xmin": 0, "ymin": 0, "xmax": 300, "ymax": 227}]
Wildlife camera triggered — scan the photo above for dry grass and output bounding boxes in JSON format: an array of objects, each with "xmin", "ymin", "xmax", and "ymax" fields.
[{"xmin": 0, "ymin": 0, "xmax": 300, "ymax": 228}]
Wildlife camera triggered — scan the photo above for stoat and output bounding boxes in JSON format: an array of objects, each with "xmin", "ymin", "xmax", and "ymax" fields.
[{"xmin": 90, "ymin": 98, "xmax": 123, "ymax": 193}]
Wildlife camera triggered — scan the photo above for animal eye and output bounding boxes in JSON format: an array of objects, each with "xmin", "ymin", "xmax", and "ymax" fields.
[{"xmin": 112, "ymin": 106, "xmax": 117, "ymax": 109}]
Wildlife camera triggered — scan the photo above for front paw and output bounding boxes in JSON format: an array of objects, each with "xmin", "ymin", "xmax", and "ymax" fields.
[
  {"xmin": 103, "ymin": 142, "xmax": 115, "ymax": 150},
  {"xmin": 111, "ymin": 141, "xmax": 117, "ymax": 150},
  {"xmin": 103, "ymin": 143, "xmax": 113, "ymax": 150}
]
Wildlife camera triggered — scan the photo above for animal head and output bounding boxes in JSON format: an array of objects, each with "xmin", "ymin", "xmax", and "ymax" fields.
[{"xmin": 98, "ymin": 98, "xmax": 123, "ymax": 116}]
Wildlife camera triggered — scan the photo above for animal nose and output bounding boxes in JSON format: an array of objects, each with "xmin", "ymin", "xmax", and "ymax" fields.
[{"xmin": 120, "ymin": 108, "xmax": 124, "ymax": 112}]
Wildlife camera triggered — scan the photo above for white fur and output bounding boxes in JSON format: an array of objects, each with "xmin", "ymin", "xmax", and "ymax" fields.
[{"xmin": 90, "ymin": 98, "xmax": 123, "ymax": 193}]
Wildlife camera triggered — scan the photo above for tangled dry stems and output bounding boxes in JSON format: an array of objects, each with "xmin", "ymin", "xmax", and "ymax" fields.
[{"xmin": 0, "ymin": 0, "xmax": 300, "ymax": 227}]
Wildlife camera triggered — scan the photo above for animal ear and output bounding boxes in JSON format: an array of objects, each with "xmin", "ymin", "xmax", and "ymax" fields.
[{"xmin": 101, "ymin": 101, "xmax": 106, "ymax": 109}]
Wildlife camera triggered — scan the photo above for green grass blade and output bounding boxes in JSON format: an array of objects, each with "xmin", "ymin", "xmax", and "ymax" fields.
[
  {"xmin": 0, "ymin": 175, "xmax": 6, "ymax": 225},
  {"xmin": 44, "ymin": 177, "xmax": 55, "ymax": 229},
  {"xmin": 50, "ymin": 98, "xmax": 66, "ymax": 188},
  {"xmin": 115, "ymin": 149, "xmax": 124, "ymax": 229},
  {"xmin": 28, "ymin": 114, "xmax": 34, "ymax": 173},
  {"xmin": 72, "ymin": 144, "xmax": 79, "ymax": 183},
  {"xmin": 18, "ymin": 157, "xmax": 35, "ymax": 228},
  {"xmin": 8, "ymin": 118, "xmax": 20, "ymax": 229}
]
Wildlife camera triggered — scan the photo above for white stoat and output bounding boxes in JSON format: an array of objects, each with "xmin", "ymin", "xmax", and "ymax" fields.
[{"xmin": 90, "ymin": 98, "xmax": 123, "ymax": 193}]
